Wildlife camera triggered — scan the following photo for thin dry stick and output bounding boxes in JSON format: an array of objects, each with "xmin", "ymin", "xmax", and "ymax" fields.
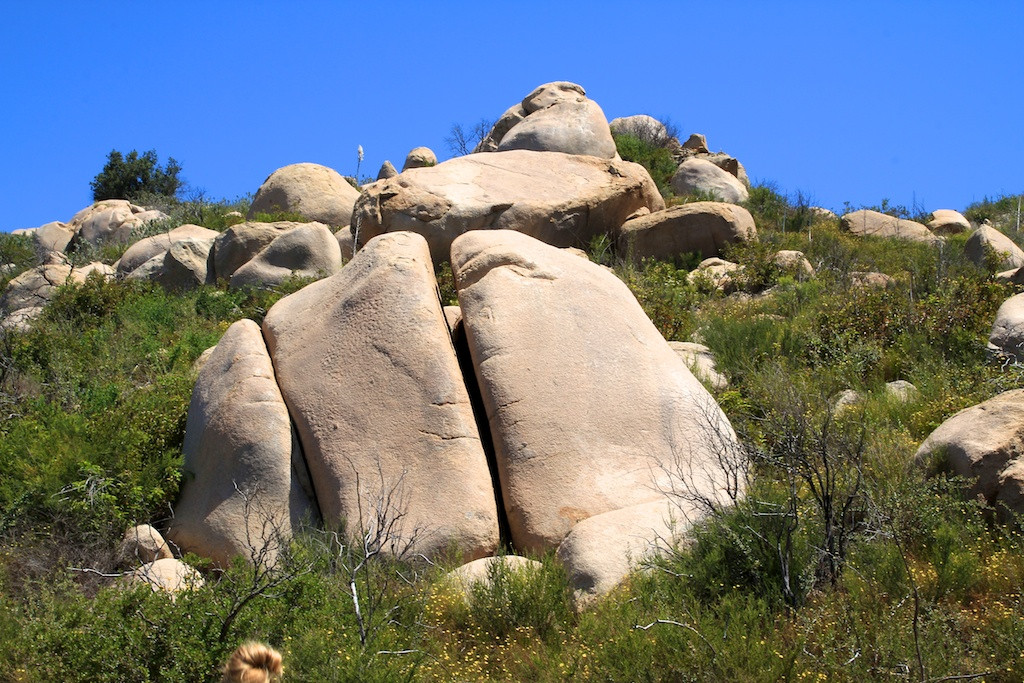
[{"xmin": 634, "ymin": 619, "xmax": 718, "ymax": 657}]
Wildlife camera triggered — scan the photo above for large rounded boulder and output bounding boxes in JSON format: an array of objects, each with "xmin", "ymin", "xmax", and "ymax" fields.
[
  {"xmin": 248, "ymin": 163, "xmax": 360, "ymax": 227},
  {"xmin": 840, "ymin": 210, "xmax": 940, "ymax": 245},
  {"xmin": 352, "ymin": 150, "xmax": 664, "ymax": 263},
  {"xmin": 671, "ymin": 159, "xmax": 749, "ymax": 203},
  {"xmin": 451, "ymin": 230, "xmax": 741, "ymax": 553},
  {"xmin": 965, "ymin": 224, "xmax": 1024, "ymax": 270},
  {"xmin": 615, "ymin": 201, "xmax": 757, "ymax": 263},
  {"xmin": 229, "ymin": 222, "xmax": 342, "ymax": 289},
  {"xmin": 167, "ymin": 319, "xmax": 317, "ymax": 567},
  {"xmin": 262, "ymin": 232, "xmax": 500, "ymax": 561}
]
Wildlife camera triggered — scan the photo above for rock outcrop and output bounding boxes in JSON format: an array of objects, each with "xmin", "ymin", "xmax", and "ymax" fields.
[
  {"xmin": 927, "ymin": 209, "xmax": 971, "ymax": 235},
  {"xmin": 117, "ymin": 224, "xmax": 219, "ymax": 276},
  {"xmin": 451, "ymin": 230, "xmax": 740, "ymax": 553},
  {"xmin": 262, "ymin": 232, "xmax": 500, "ymax": 561},
  {"xmin": 989, "ymin": 292, "xmax": 1024, "ymax": 361},
  {"xmin": 476, "ymin": 81, "xmax": 617, "ymax": 159},
  {"xmin": 965, "ymin": 225, "xmax": 1024, "ymax": 270},
  {"xmin": 248, "ymin": 163, "xmax": 360, "ymax": 227},
  {"xmin": 229, "ymin": 222, "xmax": 341, "ymax": 289},
  {"xmin": 615, "ymin": 202, "xmax": 757, "ymax": 263},
  {"xmin": 353, "ymin": 150, "xmax": 664, "ymax": 263},
  {"xmin": 402, "ymin": 147, "xmax": 437, "ymax": 170},
  {"xmin": 916, "ymin": 389, "xmax": 1024, "ymax": 518},
  {"xmin": 671, "ymin": 159, "xmax": 749, "ymax": 203},
  {"xmin": 840, "ymin": 210, "xmax": 940, "ymax": 244},
  {"xmin": 168, "ymin": 320, "xmax": 317, "ymax": 567}
]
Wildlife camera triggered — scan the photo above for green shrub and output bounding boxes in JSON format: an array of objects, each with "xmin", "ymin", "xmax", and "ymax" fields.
[
  {"xmin": 91, "ymin": 149, "xmax": 182, "ymax": 202},
  {"xmin": 613, "ymin": 132, "xmax": 678, "ymax": 196}
]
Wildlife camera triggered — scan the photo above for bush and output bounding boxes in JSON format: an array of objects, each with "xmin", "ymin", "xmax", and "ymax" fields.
[
  {"xmin": 90, "ymin": 149, "xmax": 183, "ymax": 202},
  {"xmin": 613, "ymin": 132, "xmax": 678, "ymax": 196}
]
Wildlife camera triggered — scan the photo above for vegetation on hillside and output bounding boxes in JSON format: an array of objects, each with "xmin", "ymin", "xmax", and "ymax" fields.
[
  {"xmin": 91, "ymin": 149, "xmax": 184, "ymax": 203},
  {"xmin": 3, "ymin": 175, "xmax": 1024, "ymax": 680}
]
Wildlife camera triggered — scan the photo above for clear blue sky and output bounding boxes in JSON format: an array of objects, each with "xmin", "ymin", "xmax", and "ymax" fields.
[{"xmin": 2, "ymin": 1, "xmax": 1021, "ymax": 231}]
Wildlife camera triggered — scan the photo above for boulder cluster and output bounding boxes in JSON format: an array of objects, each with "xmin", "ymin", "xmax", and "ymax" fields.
[{"xmin": 171, "ymin": 230, "xmax": 741, "ymax": 605}]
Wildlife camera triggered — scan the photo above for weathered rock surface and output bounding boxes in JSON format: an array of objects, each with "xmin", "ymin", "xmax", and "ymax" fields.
[
  {"xmin": 168, "ymin": 320, "xmax": 316, "ymax": 567},
  {"xmin": 850, "ymin": 271, "xmax": 895, "ymax": 288},
  {"xmin": 127, "ymin": 237, "xmax": 214, "ymax": 291},
  {"xmin": 117, "ymin": 224, "xmax": 219, "ymax": 276},
  {"xmin": 124, "ymin": 558, "xmax": 203, "ymax": 594},
  {"xmin": 118, "ymin": 524, "xmax": 173, "ymax": 565},
  {"xmin": 335, "ymin": 226, "xmax": 354, "ymax": 260},
  {"xmin": 229, "ymin": 222, "xmax": 341, "ymax": 289},
  {"xmin": 927, "ymin": 209, "xmax": 971, "ymax": 235},
  {"xmin": 67, "ymin": 200, "xmax": 167, "ymax": 247},
  {"xmin": 609, "ymin": 114, "xmax": 669, "ymax": 142},
  {"xmin": 989, "ymin": 292, "xmax": 1024, "ymax": 361},
  {"xmin": 832, "ymin": 389, "xmax": 864, "ymax": 412},
  {"xmin": 212, "ymin": 221, "xmax": 302, "ymax": 281},
  {"xmin": 0, "ymin": 263, "xmax": 97, "ymax": 315},
  {"xmin": 248, "ymin": 163, "xmax": 360, "ymax": 227},
  {"xmin": 377, "ymin": 160, "xmax": 398, "ymax": 180},
  {"xmin": 668, "ymin": 342, "xmax": 728, "ymax": 391},
  {"xmin": 451, "ymin": 230, "xmax": 740, "ymax": 552},
  {"xmin": 840, "ymin": 210, "xmax": 940, "ymax": 244},
  {"xmin": 671, "ymin": 159, "xmax": 749, "ymax": 203},
  {"xmin": 688, "ymin": 258, "xmax": 743, "ymax": 291},
  {"xmin": 476, "ymin": 81, "xmax": 616, "ymax": 159},
  {"xmin": 965, "ymin": 225, "xmax": 1024, "ymax": 270},
  {"xmin": 915, "ymin": 389, "xmax": 1024, "ymax": 517},
  {"xmin": 773, "ymin": 250, "xmax": 815, "ymax": 279},
  {"xmin": 33, "ymin": 222, "xmax": 75, "ymax": 254},
  {"xmin": 557, "ymin": 499, "xmax": 691, "ymax": 607},
  {"xmin": 353, "ymin": 150, "xmax": 664, "ymax": 263},
  {"xmin": 885, "ymin": 380, "xmax": 919, "ymax": 402},
  {"xmin": 402, "ymin": 147, "xmax": 437, "ymax": 170},
  {"xmin": 616, "ymin": 202, "xmax": 757, "ymax": 263},
  {"xmin": 262, "ymin": 232, "xmax": 499, "ymax": 561}
]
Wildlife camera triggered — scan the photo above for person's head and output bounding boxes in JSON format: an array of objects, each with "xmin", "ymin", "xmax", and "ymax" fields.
[{"xmin": 221, "ymin": 642, "xmax": 283, "ymax": 683}]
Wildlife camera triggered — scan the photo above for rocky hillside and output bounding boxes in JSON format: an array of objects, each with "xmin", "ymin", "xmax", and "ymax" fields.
[{"xmin": 1, "ymin": 81, "xmax": 1023, "ymax": 682}]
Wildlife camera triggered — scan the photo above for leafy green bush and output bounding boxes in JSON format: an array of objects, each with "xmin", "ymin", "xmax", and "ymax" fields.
[
  {"xmin": 613, "ymin": 132, "xmax": 678, "ymax": 196},
  {"xmin": 91, "ymin": 149, "xmax": 183, "ymax": 202}
]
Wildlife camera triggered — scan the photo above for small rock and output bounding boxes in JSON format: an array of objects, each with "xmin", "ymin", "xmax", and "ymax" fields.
[
  {"xmin": 377, "ymin": 160, "xmax": 398, "ymax": 180},
  {"xmin": 118, "ymin": 524, "xmax": 173, "ymax": 565},
  {"xmin": 123, "ymin": 558, "xmax": 203, "ymax": 596},
  {"xmin": 402, "ymin": 147, "xmax": 437, "ymax": 170},
  {"xmin": 885, "ymin": 380, "xmax": 919, "ymax": 402}
]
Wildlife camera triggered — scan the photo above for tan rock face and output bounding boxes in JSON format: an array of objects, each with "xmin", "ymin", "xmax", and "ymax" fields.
[
  {"xmin": 117, "ymin": 224, "xmax": 219, "ymax": 276},
  {"xmin": 262, "ymin": 232, "xmax": 499, "ymax": 561},
  {"xmin": 0, "ymin": 264, "xmax": 76, "ymax": 314},
  {"xmin": 475, "ymin": 82, "xmax": 616, "ymax": 159},
  {"xmin": 965, "ymin": 225, "xmax": 1024, "ymax": 270},
  {"xmin": 840, "ymin": 210, "xmax": 940, "ymax": 244},
  {"xmin": 212, "ymin": 221, "xmax": 303, "ymax": 281},
  {"xmin": 402, "ymin": 147, "xmax": 437, "ymax": 170},
  {"xmin": 451, "ymin": 230, "xmax": 740, "ymax": 552},
  {"xmin": 229, "ymin": 222, "xmax": 342, "ymax": 289},
  {"xmin": 927, "ymin": 209, "xmax": 971, "ymax": 235},
  {"xmin": 671, "ymin": 159, "xmax": 749, "ymax": 204},
  {"xmin": 353, "ymin": 150, "xmax": 664, "ymax": 263},
  {"xmin": 168, "ymin": 319, "xmax": 316, "ymax": 567},
  {"xmin": 616, "ymin": 202, "xmax": 757, "ymax": 263},
  {"xmin": 557, "ymin": 499, "xmax": 691, "ymax": 608},
  {"xmin": 609, "ymin": 115, "xmax": 670, "ymax": 142},
  {"xmin": 989, "ymin": 292, "xmax": 1024, "ymax": 361},
  {"xmin": 773, "ymin": 249, "xmax": 815, "ymax": 279},
  {"xmin": 124, "ymin": 558, "xmax": 203, "ymax": 595},
  {"xmin": 118, "ymin": 524, "xmax": 173, "ymax": 565},
  {"xmin": 498, "ymin": 99, "xmax": 617, "ymax": 159},
  {"xmin": 248, "ymin": 163, "xmax": 360, "ymax": 227},
  {"xmin": 915, "ymin": 389, "xmax": 1024, "ymax": 518}
]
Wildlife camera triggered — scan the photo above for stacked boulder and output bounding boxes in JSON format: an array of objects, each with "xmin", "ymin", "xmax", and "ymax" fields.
[
  {"xmin": 172, "ymin": 230, "xmax": 743, "ymax": 606},
  {"xmin": 473, "ymin": 82, "xmax": 618, "ymax": 159}
]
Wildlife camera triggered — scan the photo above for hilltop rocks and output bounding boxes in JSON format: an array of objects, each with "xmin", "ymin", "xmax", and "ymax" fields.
[
  {"xmin": 915, "ymin": 389, "xmax": 1024, "ymax": 517},
  {"xmin": 840, "ymin": 210, "xmax": 940, "ymax": 244},
  {"xmin": 451, "ymin": 230, "xmax": 739, "ymax": 552},
  {"xmin": 229, "ymin": 222, "xmax": 341, "ymax": 289},
  {"xmin": 68, "ymin": 199, "xmax": 168, "ymax": 247},
  {"xmin": 615, "ymin": 202, "xmax": 757, "ymax": 263},
  {"xmin": 262, "ymin": 232, "xmax": 499, "ymax": 561},
  {"xmin": 671, "ymin": 159, "xmax": 749, "ymax": 203},
  {"xmin": 248, "ymin": 163, "xmax": 359, "ymax": 227},
  {"xmin": 0, "ymin": 261, "xmax": 112, "ymax": 327},
  {"xmin": 988, "ymin": 292, "xmax": 1024, "ymax": 361},
  {"xmin": 609, "ymin": 115, "xmax": 670, "ymax": 142},
  {"xmin": 927, "ymin": 209, "xmax": 971, "ymax": 235},
  {"xmin": 33, "ymin": 222, "xmax": 75, "ymax": 254},
  {"xmin": 476, "ymin": 82, "xmax": 617, "ymax": 159},
  {"xmin": 353, "ymin": 150, "xmax": 664, "ymax": 262},
  {"xmin": 965, "ymin": 225, "xmax": 1024, "ymax": 270},
  {"xmin": 377, "ymin": 160, "xmax": 398, "ymax": 180},
  {"xmin": 117, "ymin": 224, "xmax": 219, "ymax": 276},
  {"xmin": 168, "ymin": 320, "xmax": 316, "ymax": 567},
  {"xmin": 403, "ymin": 147, "xmax": 437, "ymax": 170}
]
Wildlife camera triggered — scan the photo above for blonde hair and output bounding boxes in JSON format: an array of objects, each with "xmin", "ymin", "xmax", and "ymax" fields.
[{"xmin": 221, "ymin": 642, "xmax": 283, "ymax": 683}]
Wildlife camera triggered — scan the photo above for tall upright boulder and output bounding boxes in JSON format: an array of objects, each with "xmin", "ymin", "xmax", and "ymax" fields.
[
  {"xmin": 262, "ymin": 232, "xmax": 500, "ymax": 561},
  {"xmin": 451, "ymin": 230, "xmax": 741, "ymax": 552},
  {"xmin": 352, "ymin": 150, "xmax": 664, "ymax": 263},
  {"xmin": 167, "ymin": 320, "xmax": 316, "ymax": 567}
]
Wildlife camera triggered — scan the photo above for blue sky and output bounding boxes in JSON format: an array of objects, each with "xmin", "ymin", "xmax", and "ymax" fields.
[{"xmin": 2, "ymin": 1, "xmax": 1021, "ymax": 231}]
